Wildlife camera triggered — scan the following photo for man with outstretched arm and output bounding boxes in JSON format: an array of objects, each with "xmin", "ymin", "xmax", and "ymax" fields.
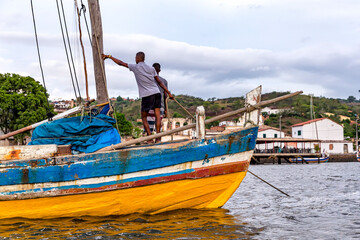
[
  {"xmin": 145, "ymin": 63, "xmax": 168, "ymax": 134},
  {"xmin": 102, "ymin": 52, "xmax": 174, "ymax": 143}
]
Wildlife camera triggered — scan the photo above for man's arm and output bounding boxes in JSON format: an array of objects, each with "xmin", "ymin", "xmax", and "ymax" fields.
[
  {"xmin": 155, "ymin": 76, "xmax": 174, "ymax": 99},
  {"xmin": 102, "ymin": 54, "xmax": 128, "ymax": 68}
]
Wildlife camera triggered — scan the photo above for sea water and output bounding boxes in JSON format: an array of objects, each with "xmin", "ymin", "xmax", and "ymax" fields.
[{"xmin": 0, "ymin": 162, "xmax": 358, "ymax": 239}]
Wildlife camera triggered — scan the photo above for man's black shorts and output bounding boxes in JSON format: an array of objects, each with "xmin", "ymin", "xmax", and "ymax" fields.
[{"xmin": 141, "ymin": 93, "xmax": 161, "ymax": 112}]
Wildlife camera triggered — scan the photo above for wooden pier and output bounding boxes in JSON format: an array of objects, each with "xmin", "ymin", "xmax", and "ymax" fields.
[
  {"xmin": 252, "ymin": 137, "xmax": 323, "ymax": 164},
  {"xmin": 252, "ymin": 153, "xmax": 322, "ymax": 164}
]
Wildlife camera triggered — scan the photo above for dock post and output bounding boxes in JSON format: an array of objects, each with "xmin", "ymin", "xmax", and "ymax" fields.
[{"xmin": 196, "ymin": 106, "xmax": 206, "ymax": 140}]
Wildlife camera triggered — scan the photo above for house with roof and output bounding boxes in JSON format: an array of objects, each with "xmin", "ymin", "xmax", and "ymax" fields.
[
  {"xmin": 291, "ymin": 118, "xmax": 353, "ymax": 154},
  {"xmin": 255, "ymin": 125, "xmax": 288, "ymax": 152},
  {"xmin": 261, "ymin": 106, "xmax": 292, "ymax": 116},
  {"xmin": 258, "ymin": 125, "xmax": 286, "ymax": 139}
]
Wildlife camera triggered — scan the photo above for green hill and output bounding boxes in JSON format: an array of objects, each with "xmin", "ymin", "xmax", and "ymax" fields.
[{"xmin": 112, "ymin": 93, "xmax": 360, "ymax": 138}]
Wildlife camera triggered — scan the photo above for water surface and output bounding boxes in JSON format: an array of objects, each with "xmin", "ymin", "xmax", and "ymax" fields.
[{"xmin": 0, "ymin": 162, "xmax": 358, "ymax": 239}]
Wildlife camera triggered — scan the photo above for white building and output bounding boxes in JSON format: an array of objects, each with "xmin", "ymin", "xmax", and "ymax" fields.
[
  {"xmin": 256, "ymin": 126, "xmax": 287, "ymax": 152},
  {"xmin": 261, "ymin": 106, "xmax": 292, "ymax": 116},
  {"xmin": 258, "ymin": 125, "xmax": 286, "ymax": 139},
  {"xmin": 291, "ymin": 118, "xmax": 353, "ymax": 154}
]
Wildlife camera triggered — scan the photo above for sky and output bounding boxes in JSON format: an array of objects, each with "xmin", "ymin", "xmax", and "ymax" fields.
[{"xmin": 0, "ymin": 0, "xmax": 360, "ymax": 101}]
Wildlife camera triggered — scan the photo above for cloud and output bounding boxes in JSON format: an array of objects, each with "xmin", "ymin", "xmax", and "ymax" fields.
[
  {"xmin": 1, "ymin": 1, "xmax": 360, "ymax": 101},
  {"xmin": 102, "ymin": 34, "xmax": 360, "ymax": 99},
  {"xmin": 1, "ymin": 31, "xmax": 358, "ymax": 100}
]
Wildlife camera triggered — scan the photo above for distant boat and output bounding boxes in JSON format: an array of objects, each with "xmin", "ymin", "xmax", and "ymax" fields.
[{"xmin": 289, "ymin": 156, "xmax": 329, "ymax": 163}]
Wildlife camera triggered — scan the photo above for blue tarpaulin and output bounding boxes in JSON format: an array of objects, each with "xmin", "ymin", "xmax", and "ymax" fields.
[{"xmin": 29, "ymin": 114, "xmax": 121, "ymax": 153}]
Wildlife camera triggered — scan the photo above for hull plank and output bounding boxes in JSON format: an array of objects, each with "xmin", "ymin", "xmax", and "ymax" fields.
[
  {"xmin": 0, "ymin": 127, "xmax": 257, "ymax": 186},
  {"xmin": 0, "ymin": 145, "xmax": 58, "ymax": 161},
  {"xmin": 0, "ymin": 171, "xmax": 247, "ymax": 219}
]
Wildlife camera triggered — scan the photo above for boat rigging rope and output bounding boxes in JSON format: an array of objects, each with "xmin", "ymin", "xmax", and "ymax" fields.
[
  {"xmin": 80, "ymin": 0, "xmax": 92, "ymax": 45},
  {"xmin": 59, "ymin": 0, "xmax": 83, "ymax": 101},
  {"xmin": 30, "ymin": 0, "xmax": 53, "ymax": 120},
  {"xmin": 74, "ymin": 0, "xmax": 89, "ymax": 100},
  {"xmin": 55, "ymin": 0, "xmax": 78, "ymax": 100},
  {"xmin": 173, "ymin": 98, "xmax": 195, "ymax": 120},
  {"xmin": 165, "ymin": 97, "xmax": 173, "ymax": 141},
  {"xmin": 56, "ymin": 0, "xmax": 82, "ymax": 101}
]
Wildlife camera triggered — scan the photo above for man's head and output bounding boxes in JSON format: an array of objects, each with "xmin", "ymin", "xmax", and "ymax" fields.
[
  {"xmin": 152, "ymin": 63, "xmax": 161, "ymax": 73},
  {"xmin": 135, "ymin": 52, "xmax": 145, "ymax": 63}
]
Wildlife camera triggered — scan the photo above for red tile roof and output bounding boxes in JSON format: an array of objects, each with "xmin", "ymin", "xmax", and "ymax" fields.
[
  {"xmin": 258, "ymin": 125, "xmax": 280, "ymax": 132},
  {"xmin": 209, "ymin": 126, "xmax": 225, "ymax": 132}
]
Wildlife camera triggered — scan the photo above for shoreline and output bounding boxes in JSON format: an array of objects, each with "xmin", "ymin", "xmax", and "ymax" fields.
[
  {"xmin": 251, "ymin": 153, "xmax": 358, "ymax": 164},
  {"xmin": 328, "ymin": 153, "xmax": 358, "ymax": 162}
]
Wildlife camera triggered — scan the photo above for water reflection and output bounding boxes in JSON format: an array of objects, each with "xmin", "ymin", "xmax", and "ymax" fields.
[{"xmin": 0, "ymin": 209, "xmax": 263, "ymax": 239}]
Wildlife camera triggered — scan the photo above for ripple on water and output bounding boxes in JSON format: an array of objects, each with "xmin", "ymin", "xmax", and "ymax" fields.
[{"xmin": 0, "ymin": 162, "xmax": 358, "ymax": 239}]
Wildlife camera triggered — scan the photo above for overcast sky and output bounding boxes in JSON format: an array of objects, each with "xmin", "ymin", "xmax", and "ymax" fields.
[{"xmin": 1, "ymin": 0, "xmax": 360, "ymax": 101}]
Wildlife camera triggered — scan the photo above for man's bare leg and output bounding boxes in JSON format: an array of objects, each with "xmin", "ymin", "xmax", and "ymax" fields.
[
  {"xmin": 141, "ymin": 111, "xmax": 153, "ymax": 143},
  {"xmin": 154, "ymin": 108, "xmax": 161, "ymax": 143}
]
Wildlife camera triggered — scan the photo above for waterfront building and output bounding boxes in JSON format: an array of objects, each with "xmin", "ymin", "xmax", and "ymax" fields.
[
  {"xmin": 258, "ymin": 125, "xmax": 286, "ymax": 139},
  {"xmin": 291, "ymin": 118, "xmax": 353, "ymax": 154}
]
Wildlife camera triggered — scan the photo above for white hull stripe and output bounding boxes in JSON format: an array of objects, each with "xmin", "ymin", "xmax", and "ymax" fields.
[{"xmin": 0, "ymin": 151, "xmax": 253, "ymax": 194}]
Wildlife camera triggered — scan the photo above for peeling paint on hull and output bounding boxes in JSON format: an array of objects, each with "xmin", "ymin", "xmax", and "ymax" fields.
[{"xmin": 0, "ymin": 127, "xmax": 258, "ymax": 219}]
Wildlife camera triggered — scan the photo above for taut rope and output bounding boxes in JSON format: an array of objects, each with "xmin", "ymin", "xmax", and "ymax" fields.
[
  {"xmin": 30, "ymin": 0, "xmax": 52, "ymax": 119},
  {"xmin": 55, "ymin": 0, "xmax": 80, "ymax": 100},
  {"xmin": 173, "ymin": 98, "xmax": 195, "ymax": 120},
  {"xmin": 248, "ymin": 170, "xmax": 290, "ymax": 197}
]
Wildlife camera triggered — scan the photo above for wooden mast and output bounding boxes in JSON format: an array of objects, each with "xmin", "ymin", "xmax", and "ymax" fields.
[{"xmin": 87, "ymin": 0, "xmax": 108, "ymax": 104}]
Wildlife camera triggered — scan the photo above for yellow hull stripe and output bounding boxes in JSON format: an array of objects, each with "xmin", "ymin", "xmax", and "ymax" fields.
[{"xmin": 0, "ymin": 171, "xmax": 247, "ymax": 219}]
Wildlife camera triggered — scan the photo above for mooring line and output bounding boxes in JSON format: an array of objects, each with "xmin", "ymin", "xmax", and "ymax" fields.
[{"xmin": 248, "ymin": 170, "xmax": 290, "ymax": 197}]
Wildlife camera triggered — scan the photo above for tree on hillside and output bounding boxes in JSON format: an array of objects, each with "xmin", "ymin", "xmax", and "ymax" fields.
[
  {"xmin": 210, "ymin": 103, "xmax": 221, "ymax": 115},
  {"xmin": 113, "ymin": 112, "xmax": 133, "ymax": 136},
  {"xmin": 0, "ymin": 73, "xmax": 51, "ymax": 143},
  {"xmin": 116, "ymin": 96, "xmax": 124, "ymax": 102},
  {"xmin": 347, "ymin": 96, "xmax": 356, "ymax": 103}
]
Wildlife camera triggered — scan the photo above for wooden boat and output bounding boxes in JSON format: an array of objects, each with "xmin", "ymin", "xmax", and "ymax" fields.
[
  {"xmin": 0, "ymin": 126, "xmax": 256, "ymax": 219},
  {"xmin": 0, "ymin": 91, "xmax": 301, "ymax": 219},
  {"xmin": 0, "ymin": 1, "xmax": 302, "ymax": 219}
]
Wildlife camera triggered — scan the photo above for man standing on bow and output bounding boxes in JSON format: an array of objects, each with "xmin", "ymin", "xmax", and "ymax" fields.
[
  {"xmin": 102, "ymin": 52, "xmax": 174, "ymax": 142},
  {"xmin": 145, "ymin": 63, "xmax": 168, "ymax": 134}
]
